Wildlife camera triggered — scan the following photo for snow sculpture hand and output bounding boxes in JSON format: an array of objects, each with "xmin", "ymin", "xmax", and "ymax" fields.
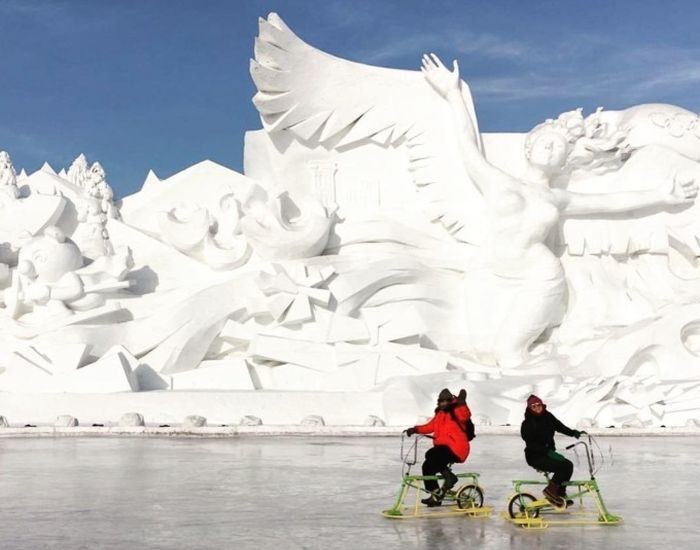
[
  {"xmin": 662, "ymin": 172, "xmax": 698, "ymax": 206},
  {"xmin": 26, "ymin": 283, "xmax": 51, "ymax": 305},
  {"xmin": 420, "ymin": 53, "xmax": 460, "ymax": 98}
]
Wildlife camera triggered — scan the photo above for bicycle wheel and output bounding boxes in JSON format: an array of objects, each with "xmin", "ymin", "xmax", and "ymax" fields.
[
  {"xmin": 508, "ymin": 492, "xmax": 539, "ymax": 519},
  {"xmin": 455, "ymin": 484, "xmax": 484, "ymax": 509}
]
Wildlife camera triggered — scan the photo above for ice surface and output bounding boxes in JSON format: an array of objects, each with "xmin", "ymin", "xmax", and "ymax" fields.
[{"xmin": 0, "ymin": 435, "xmax": 698, "ymax": 549}]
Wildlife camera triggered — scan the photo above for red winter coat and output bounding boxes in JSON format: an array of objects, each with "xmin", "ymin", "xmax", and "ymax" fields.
[{"xmin": 415, "ymin": 401, "xmax": 471, "ymax": 462}]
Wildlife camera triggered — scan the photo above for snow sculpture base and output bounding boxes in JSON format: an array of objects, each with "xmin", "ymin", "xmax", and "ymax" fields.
[{"xmin": 0, "ymin": 390, "xmax": 386, "ymax": 426}]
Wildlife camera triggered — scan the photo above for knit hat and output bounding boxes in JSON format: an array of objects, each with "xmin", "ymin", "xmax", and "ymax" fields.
[
  {"xmin": 527, "ymin": 394, "xmax": 544, "ymax": 407},
  {"xmin": 438, "ymin": 388, "xmax": 453, "ymax": 401}
]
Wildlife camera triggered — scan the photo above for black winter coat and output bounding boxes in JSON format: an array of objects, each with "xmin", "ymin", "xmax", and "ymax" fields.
[{"xmin": 520, "ymin": 408, "xmax": 577, "ymax": 459}]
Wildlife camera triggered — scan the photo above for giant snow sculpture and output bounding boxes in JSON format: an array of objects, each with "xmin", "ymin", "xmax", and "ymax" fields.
[{"xmin": 2, "ymin": 13, "xmax": 700, "ymax": 428}]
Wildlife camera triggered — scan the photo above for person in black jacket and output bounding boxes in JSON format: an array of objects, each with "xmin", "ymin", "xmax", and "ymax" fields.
[{"xmin": 520, "ymin": 394, "xmax": 582, "ymax": 506}]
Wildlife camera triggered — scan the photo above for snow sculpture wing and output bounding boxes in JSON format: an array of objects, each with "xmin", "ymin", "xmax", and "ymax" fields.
[{"xmin": 251, "ymin": 13, "xmax": 487, "ymax": 243}]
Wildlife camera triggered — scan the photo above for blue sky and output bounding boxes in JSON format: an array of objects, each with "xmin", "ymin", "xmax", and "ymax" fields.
[{"xmin": 2, "ymin": 0, "xmax": 700, "ymax": 198}]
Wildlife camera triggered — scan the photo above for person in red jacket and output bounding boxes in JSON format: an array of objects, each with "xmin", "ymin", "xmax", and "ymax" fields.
[{"xmin": 405, "ymin": 388, "xmax": 471, "ymax": 507}]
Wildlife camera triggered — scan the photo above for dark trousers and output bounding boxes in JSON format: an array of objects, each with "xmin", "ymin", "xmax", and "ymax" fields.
[
  {"xmin": 422, "ymin": 445, "xmax": 458, "ymax": 493},
  {"xmin": 526, "ymin": 451, "xmax": 574, "ymax": 487}
]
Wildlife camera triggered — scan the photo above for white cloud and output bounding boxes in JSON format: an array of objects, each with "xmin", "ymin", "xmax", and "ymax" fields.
[
  {"xmin": 451, "ymin": 31, "xmax": 528, "ymax": 59},
  {"xmin": 642, "ymin": 65, "xmax": 700, "ymax": 89},
  {"xmin": 457, "ymin": 36, "xmax": 700, "ymax": 107},
  {"xmin": 339, "ymin": 24, "xmax": 699, "ymax": 108},
  {"xmin": 322, "ymin": 0, "xmax": 378, "ymax": 29},
  {"xmin": 352, "ymin": 27, "xmax": 530, "ymax": 65}
]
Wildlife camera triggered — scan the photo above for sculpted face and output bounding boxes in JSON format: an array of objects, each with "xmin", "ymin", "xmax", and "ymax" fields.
[
  {"xmin": 528, "ymin": 132, "xmax": 569, "ymax": 171},
  {"xmin": 17, "ymin": 227, "xmax": 82, "ymax": 283}
]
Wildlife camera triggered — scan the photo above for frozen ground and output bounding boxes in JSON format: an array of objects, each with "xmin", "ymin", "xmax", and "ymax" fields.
[{"xmin": 0, "ymin": 435, "xmax": 698, "ymax": 549}]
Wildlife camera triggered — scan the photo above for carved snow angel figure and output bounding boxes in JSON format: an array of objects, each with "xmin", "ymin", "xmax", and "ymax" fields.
[
  {"xmin": 420, "ymin": 54, "xmax": 698, "ymax": 367},
  {"xmin": 249, "ymin": 14, "xmax": 700, "ymax": 367}
]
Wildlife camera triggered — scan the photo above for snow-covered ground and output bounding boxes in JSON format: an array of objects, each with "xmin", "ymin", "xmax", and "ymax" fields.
[{"xmin": 0, "ymin": 435, "xmax": 697, "ymax": 549}]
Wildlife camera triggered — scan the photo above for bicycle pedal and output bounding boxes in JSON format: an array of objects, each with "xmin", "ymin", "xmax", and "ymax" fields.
[
  {"xmin": 550, "ymin": 499, "xmax": 567, "ymax": 510},
  {"xmin": 543, "ymin": 494, "xmax": 565, "ymax": 507}
]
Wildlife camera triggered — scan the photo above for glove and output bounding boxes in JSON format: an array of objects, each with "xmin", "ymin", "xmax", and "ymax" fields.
[
  {"xmin": 573, "ymin": 430, "xmax": 582, "ymax": 439},
  {"xmin": 404, "ymin": 427, "xmax": 417, "ymax": 437},
  {"xmin": 457, "ymin": 389, "xmax": 467, "ymax": 404}
]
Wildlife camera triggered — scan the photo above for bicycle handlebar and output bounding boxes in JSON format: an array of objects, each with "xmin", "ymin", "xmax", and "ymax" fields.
[
  {"xmin": 403, "ymin": 432, "xmax": 433, "ymax": 439},
  {"xmin": 564, "ymin": 437, "xmax": 597, "ymax": 478},
  {"xmin": 566, "ymin": 431, "xmax": 589, "ymax": 450}
]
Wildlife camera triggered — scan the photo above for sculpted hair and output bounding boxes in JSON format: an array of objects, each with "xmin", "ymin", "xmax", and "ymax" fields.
[{"xmin": 523, "ymin": 108, "xmax": 585, "ymax": 161}]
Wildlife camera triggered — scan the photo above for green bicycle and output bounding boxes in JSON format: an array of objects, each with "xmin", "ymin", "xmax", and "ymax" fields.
[
  {"xmin": 382, "ymin": 433, "xmax": 492, "ymax": 519},
  {"xmin": 504, "ymin": 434, "xmax": 622, "ymax": 529}
]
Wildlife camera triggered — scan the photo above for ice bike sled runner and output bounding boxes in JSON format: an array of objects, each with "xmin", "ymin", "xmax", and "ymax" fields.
[
  {"xmin": 382, "ymin": 434, "xmax": 492, "ymax": 519},
  {"xmin": 504, "ymin": 433, "xmax": 622, "ymax": 529}
]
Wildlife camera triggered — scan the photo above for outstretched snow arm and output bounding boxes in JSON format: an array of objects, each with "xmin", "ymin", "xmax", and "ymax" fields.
[
  {"xmin": 553, "ymin": 172, "xmax": 698, "ymax": 215},
  {"xmin": 421, "ymin": 53, "xmax": 517, "ymax": 205}
]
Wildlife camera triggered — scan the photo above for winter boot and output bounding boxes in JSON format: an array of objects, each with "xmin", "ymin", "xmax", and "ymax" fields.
[
  {"xmin": 558, "ymin": 484, "xmax": 574, "ymax": 507},
  {"xmin": 543, "ymin": 481, "xmax": 565, "ymax": 507},
  {"xmin": 440, "ymin": 468, "xmax": 459, "ymax": 493},
  {"xmin": 421, "ymin": 494, "xmax": 442, "ymax": 507}
]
